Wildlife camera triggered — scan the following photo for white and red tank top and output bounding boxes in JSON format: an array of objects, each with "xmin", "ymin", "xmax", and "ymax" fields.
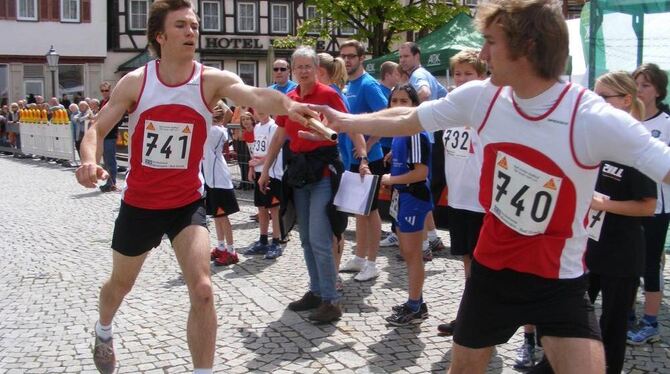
[
  {"xmin": 476, "ymin": 83, "xmax": 598, "ymax": 279},
  {"xmin": 123, "ymin": 60, "xmax": 212, "ymax": 209}
]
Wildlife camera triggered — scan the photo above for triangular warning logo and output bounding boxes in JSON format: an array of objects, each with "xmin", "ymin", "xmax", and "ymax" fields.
[
  {"xmin": 543, "ymin": 179, "xmax": 557, "ymax": 190},
  {"xmin": 146, "ymin": 122, "xmax": 156, "ymax": 131},
  {"xmin": 216, "ymin": 207, "xmax": 225, "ymax": 215},
  {"xmin": 271, "ymin": 197, "xmax": 280, "ymax": 205},
  {"xmin": 497, "ymin": 157, "xmax": 508, "ymax": 169},
  {"xmin": 182, "ymin": 126, "xmax": 191, "ymax": 134}
]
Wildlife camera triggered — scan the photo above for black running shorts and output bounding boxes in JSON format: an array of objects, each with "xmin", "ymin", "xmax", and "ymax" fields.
[
  {"xmin": 447, "ymin": 207, "xmax": 484, "ymax": 256},
  {"xmin": 253, "ymin": 173, "xmax": 282, "ymax": 208},
  {"xmin": 111, "ymin": 199, "xmax": 207, "ymax": 257},
  {"xmin": 205, "ymin": 186, "xmax": 240, "ymax": 217},
  {"xmin": 453, "ymin": 260, "xmax": 601, "ymax": 348}
]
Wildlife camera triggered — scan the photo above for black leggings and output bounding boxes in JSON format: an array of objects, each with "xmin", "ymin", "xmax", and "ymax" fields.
[{"xmin": 641, "ymin": 213, "xmax": 670, "ymax": 292}]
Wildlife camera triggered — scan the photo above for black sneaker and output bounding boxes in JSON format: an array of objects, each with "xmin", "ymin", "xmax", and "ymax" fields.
[
  {"xmin": 386, "ymin": 304, "xmax": 426, "ymax": 326},
  {"xmin": 392, "ymin": 302, "xmax": 428, "ymax": 319},
  {"xmin": 288, "ymin": 291, "xmax": 322, "ymax": 311},
  {"xmin": 437, "ymin": 319, "xmax": 456, "ymax": 336},
  {"xmin": 308, "ymin": 302, "xmax": 342, "ymax": 323}
]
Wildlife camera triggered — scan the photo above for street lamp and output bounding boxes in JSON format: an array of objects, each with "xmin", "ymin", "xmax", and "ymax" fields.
[{"xmin": 46, "ymin": 45, "xmax": 59, "ymax": 98}]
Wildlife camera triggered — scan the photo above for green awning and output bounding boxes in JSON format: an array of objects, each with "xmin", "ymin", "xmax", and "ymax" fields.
[
  {"xmin": 364, "ymin": 13, "xmax": 484, "ymax": 77},
  {"xmin": 117, "ymin": 49, "xmax": 155, "ymax": 72}
]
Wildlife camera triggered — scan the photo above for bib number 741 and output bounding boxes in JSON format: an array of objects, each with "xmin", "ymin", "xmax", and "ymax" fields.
[
  {"xmin": 490, "ymin": 152, "xmax": 562, "ymax": 236},
  {"xmin": 142, "ymin": 120, "xmax": 193, "ymax": 169}
]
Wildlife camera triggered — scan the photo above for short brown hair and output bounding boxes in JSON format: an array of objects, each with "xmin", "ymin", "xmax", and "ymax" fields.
[
  {"xmin": 147, "ymin": 0, "xmax": 193, "ymax": 58},
  {"xmin": 450, "ymin": 50, "xmax": 487, "ymax": 76},
  {"xmin": 633, "ymin": 63, "xmax": 668, "ymax": 105},
  {"xmin": 475, "ymin": 0, "xmax": 568, "ymax": 80},
  {"xmin": 340, "ymin": 40, "xmax": 365, "ymax": 57},
  {"xmin": 380, "ymin": 61, "xmax": 398, "ymax": 81}
]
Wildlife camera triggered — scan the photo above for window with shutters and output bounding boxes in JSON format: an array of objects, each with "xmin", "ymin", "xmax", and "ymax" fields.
[
  {"xmin": 237, "ymin": 61, "xmax": 256, "ymax": 87},
  {"xmin": 61, "ymin": 0, "xmax": 80, "ymax": 22},
  {"xmin": 201, "ymin": 0, "xmax": 221, "ymax": 32},
  {"xmin": 129, "ymin": 0, "xmax": 149, "ymax": 31},
  {"xmin": 17, "ymin": 0, "xmax": 38, "ymax": 21},
  {"xmin": 236, "ymin": 2, "xmax": 256, "ymax": 33},
  {"xmin": 270, "ymin": 3, "xmax": 290, "ymax": 34},
  {"xmin": 304, "ymin": 5, "xmax": 321, "ymax": 35}
]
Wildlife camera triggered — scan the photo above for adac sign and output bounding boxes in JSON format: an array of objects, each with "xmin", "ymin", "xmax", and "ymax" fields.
[{"xmin": 426, "ymin": 54, "xmax": 441, "ymax": 67}]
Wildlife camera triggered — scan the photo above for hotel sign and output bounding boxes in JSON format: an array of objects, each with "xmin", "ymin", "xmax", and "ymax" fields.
[{"xmin": 204, "ymin": 37, "xmax": 265, "ymax": 49}]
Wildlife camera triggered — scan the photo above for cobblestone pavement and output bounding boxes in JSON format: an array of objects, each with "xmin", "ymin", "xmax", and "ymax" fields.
[{"xmin": 2, "ymin": 155, "xmax": 670, "ymax": 373}]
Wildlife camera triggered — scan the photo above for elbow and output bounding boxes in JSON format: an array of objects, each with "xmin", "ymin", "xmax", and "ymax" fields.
[{"xmin": 642, "ymin": 199, "xmax": 657, "ymax": 216}]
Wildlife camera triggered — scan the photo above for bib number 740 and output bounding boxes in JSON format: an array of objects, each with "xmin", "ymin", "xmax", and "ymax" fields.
[{"xmin": 490, "ymin": 152, "xmax": 562, "ymax": 236}]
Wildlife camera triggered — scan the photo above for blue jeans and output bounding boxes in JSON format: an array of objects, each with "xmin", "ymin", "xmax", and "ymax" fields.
[
  {"xmin": 292, "ymin": 177, "xmax": 339, "ymax": 303},
  {"xmin": 103, "ymin": 138, "xmax": 117, "ymax": 187}
]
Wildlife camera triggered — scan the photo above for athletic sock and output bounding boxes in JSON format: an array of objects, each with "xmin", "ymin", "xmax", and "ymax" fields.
[
  {"xmin": 193, "ymin": 369, "xmax": 213, "ymax": 374},
  {"xmin": 365, "ymin": 260, "xmax": 376, "ymax": 268},
  {"xmin": 353, "ymin": 256, "xmax": 365, "ymax": 264},
  {"xmin": 272, "ymin": 238, "xmax": 281, "ymax": 245},
  {"xmin": 95, "ymin": 320, "xmax": 113, "ymax": 340},
  {"xmin": 226, "ymin": 244, "xmax": 236, "ymax": 254},
  {"xmin": 406, "ymin": 298, "xmax": 422, "ymax": 313},
  {"xmin": 524, "ymin": 332, "xmax": 536, "ymax": 347},
  {"xmin": 422, "ymin": 240, "xmax": 429, "ymax": 251},
  {"xmin": 642, "ymin": 314, "xmax": 658, "ymax": 327},
  {"xmin": 427, "ymin": 229, "xmax": 438, "ymax": 241},
  {"xmin": 217, "ymin": 240, "xmax": 226, "ymax": 250},
  {"xmin": 260, "ymin": 234, "xmax": 269, "ymax": 245}
]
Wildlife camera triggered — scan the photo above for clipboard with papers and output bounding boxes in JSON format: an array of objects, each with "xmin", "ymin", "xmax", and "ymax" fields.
[{"xmin": 334, "ymin": 171, "xmax": 380, "ymax": 216}]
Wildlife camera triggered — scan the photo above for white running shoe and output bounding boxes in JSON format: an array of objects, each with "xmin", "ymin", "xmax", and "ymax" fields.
[
  {"xmin": 380, "ymin": 233, "xmax": 399, "ymax": 247},
  {"xmin": 354, "ymin": 262, "xmax": 380, "ymax": 282},
  {"xmin": 340, "ymin": 257, "xmax": 365, "ymax": 273}
]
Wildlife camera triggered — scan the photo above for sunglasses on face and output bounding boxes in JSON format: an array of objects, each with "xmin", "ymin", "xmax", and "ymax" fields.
[
  {"xmin": 273, "ymin": 67, "xmax": 288, "ymax": 72},
  {"xmin": 101, "ymin": 89, "xmax": 110, "ymax": 93}
]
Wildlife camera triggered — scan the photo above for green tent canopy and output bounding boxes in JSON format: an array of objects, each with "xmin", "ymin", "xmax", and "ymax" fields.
[{"xmin": 364, "ymin": 13, "xmax": 484, "ymax": 77}]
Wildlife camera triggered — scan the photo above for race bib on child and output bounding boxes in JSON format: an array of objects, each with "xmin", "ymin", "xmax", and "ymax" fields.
[
  {"xmin": 490, "ymin": 151, "xmax": 562, "ymax": 236},
  {"xmin": 443, "ymin": 127, "xmax": 472, "ymax": 159},
  {"xmin": 142, "ymin": 120, "xmax": 193, "ymax": 169},
  {"xmin": 586, "ymin": 192, "xmax": 609, "ymax": 241},
  {"xmin": 389, "ymin": 189, "xmax": 399, "ymax": 220}
]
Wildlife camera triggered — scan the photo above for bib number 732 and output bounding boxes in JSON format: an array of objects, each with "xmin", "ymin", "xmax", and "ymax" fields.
[
  {"xmin": 489, "ymin": 152, "xmax": 562, "ymax": 236},
  {"xmin": 142, "ymin": 120, "xmax": 193, "ymax": 169}
]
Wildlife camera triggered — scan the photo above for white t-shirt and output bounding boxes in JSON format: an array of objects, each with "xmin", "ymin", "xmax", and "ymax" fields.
[
  {"xmin": 252, "ymin": 118, "xmax": 283, "ymax": 178},
  {"xmin": 202, "ymin": 124, "xmax": 233, "ymax": 189},
  {"xmin": 418, "ymin": 79, "xmax": 670, "ymax": 184},
  {"xmin": 642, "ymin": 111, "xmax": 670, "ymax": 213}
]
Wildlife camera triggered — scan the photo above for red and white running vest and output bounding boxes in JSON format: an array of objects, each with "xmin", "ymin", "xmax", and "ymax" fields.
[
  {"xmin": 123, "ymin": 60, "xmax": 212, "ymax": 209},
  {"xmin": 476, "ymin": 83, "xmax": 597, "ymax": 279}
]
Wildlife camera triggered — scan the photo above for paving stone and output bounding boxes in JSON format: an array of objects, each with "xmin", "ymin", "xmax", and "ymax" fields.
[{"xmin": 2, "ymin": 155, "xmax": 670, "ymax": 373}]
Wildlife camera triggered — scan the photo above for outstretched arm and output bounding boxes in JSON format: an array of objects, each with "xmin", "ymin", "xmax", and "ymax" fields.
[{"xmin": 312, "ymin": 105, "xmax": 423, "ymax": 138}]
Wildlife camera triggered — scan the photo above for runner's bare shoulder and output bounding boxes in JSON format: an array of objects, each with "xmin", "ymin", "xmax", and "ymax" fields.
[{"xmin": 113, "ymin": 66, "xmax": 147, "ymax": 109}]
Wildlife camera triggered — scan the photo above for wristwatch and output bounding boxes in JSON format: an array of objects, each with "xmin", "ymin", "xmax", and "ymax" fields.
[{"xmin": 359, "ymin": 156, "xmax": 369, "ymax": 163}]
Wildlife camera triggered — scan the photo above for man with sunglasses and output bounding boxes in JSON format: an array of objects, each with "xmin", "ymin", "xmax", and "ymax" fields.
[{"xmin": 270, "ymin": 59, "xmax": 297, "ymax": 94}]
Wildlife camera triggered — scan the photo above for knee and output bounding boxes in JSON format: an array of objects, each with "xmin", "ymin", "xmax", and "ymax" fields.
[
  {"xmin": 190, "ymin": 279, "xmax": 214, "ymax": 305},
  {"xmin": 107, "ymin": 277, "xmax": 135, "ymax": 297}
]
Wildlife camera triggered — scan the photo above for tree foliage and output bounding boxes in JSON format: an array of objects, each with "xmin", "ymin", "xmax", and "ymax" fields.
[{"xmin": 277, "ymin": 0, "xmax": 469, "ymax": 57}]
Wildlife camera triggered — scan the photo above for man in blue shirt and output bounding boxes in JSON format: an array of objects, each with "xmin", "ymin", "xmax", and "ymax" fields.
[
  {"xmin": 399, "ymin": 42, "xmax": 448, "ymax": 102},
  {"xmin": 338, "ymin": 40, "xmax": 388, "ymax": 283},
  {"xmin": 269, "ymin": 58, "xmax": 297, "ymax": 94}
]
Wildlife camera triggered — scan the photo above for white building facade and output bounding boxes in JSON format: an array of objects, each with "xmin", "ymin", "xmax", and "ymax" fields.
[{"xmin": 0, "ymin": 0, "xmax": 106, "ymax": 105}]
